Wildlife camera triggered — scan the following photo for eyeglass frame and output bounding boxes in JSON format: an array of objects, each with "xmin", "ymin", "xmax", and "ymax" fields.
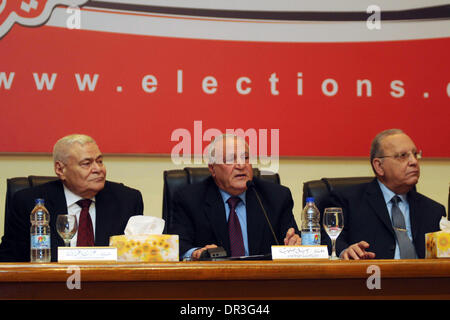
[{"xmin": 376, "ymin": 150, "xmax": 422, "ymax": 161}]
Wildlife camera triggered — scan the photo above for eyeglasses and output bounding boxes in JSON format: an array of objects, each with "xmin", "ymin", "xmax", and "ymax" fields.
[
  {"xmin": 377, "ymin": 150, "xmax": 422, "ymax": 162},
  {"xmin": 221, "ymin": 153, "xmax": 250, "ymax": 165}
]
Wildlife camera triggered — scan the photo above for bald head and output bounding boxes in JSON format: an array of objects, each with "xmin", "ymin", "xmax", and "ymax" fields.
[{"xmin": 53, "ymin": 134, "xmax": 97, "ymax": 164}]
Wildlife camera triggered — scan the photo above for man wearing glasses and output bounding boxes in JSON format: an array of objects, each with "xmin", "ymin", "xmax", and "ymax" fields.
[
  {"xmin": 169, "ymin": 134, "xmax": 301, "ymax": 261},
  {"xmin": 330, "ymin": 129, "xmax": 446, "ymax": 259}
]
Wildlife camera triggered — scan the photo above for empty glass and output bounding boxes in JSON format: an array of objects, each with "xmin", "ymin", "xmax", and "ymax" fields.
[
  {"xmin": 56, "ymin": 215, "xmax": 78, "ymax": 247},
  {"xmin": 323, "ymin": 207, "xmax": 344, "ymax": 260}
]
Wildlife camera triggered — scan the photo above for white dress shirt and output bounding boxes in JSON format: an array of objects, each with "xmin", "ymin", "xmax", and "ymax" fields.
[{"xmin": 63, "ymin": 185, "xmax": 96, "ymax": 247}]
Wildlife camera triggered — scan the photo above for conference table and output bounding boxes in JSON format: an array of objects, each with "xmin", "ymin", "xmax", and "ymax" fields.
[{"xmin": 0, "ymin": 259, "xmax": 449, "ymax": 300}]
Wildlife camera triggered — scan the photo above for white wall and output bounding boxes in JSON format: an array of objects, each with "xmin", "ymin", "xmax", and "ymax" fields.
[{"xmin": 0, "ymin": 154, "xmax": 448, "ymax": 238}]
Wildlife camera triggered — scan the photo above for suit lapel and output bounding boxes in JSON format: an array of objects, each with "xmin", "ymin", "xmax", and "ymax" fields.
[
  {"xmin": 45, "ymin": 180, "xmax": 69, "ymax": 247},
  {"xmin": 94, "ymin": 182, "xmax": 113, "ymax": 246},
  {"xmin": 245, "ymin": 188, "xmax": 265, "ymax": 255},
  {"xmin": 407, "ymin": 190, "xmax": 421, "ymax": 241},
  {"xmin": 366, "ymin": 179, "xmax": 395, "ymax": 236},
  {"xmin": 203, "ymin": 180, "xmax": 230, "ymax": 254},
  {"xmin": 46, "ymin": 180, "xmax": 69, "ymax": 215}
]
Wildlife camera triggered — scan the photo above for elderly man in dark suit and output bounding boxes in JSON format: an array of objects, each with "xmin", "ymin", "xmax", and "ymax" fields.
[
  {"xmin": 330, "ymin": 129, "xmax": 446, "ymax": 260},
  {"xmin": 0, "ymin": 134, "xmax": 143, "ymax": 262},
  {"xmin": 169, "ymin": 134, "xmax": 301, "ymax": 260}
]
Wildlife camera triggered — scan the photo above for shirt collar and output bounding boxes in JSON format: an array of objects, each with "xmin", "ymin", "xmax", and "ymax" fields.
[
  {"xmin": 218, "ymin": 188, "xmax": 246, "ymax": 206},
  {"xmin": 63, "ymin": 184, "xmax": 95, "ymax": 207},
  {"xmin": 377, "ymin": 179, "xmax": 407, "ymax": 204}
]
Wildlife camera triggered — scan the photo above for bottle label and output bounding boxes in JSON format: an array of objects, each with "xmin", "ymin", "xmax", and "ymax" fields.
[
  {"xmin": 301, "ymin": 232, "xmax": 321, "ymax": 245},
  {"xmin": 31, "ymin": 235, "xmax": 51, "ymax": 249}
]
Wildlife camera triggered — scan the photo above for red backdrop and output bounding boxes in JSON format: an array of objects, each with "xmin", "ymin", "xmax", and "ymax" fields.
[{"xmin": 1, "ymin": 24, "xmax": 449, "ymax": 157}]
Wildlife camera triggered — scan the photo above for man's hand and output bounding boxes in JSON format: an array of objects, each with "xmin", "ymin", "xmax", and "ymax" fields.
[
  {"xmin": 284, "ymin": 227, "xmax": 302, "ymax": 246},
  {"xmin": 341, "ymin": 241, "xmax": 376, "ymax": 260},
  {"xmin": 191, "ymin": 244, "xmax": 218, "ymax": 260}
]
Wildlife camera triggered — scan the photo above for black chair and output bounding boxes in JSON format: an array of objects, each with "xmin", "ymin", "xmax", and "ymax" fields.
[
  {"xmin": 4, "ymin": 176, "xmax": 58, "ymax": 233},
  {"xmin": 162, "ymin": 167, "xmax": 280, "ymax": 233},
  {"xmin": 28, "ymin": 175, "xmax": 59, "ymax": 187},
  {"xmin": 302, "ymin": 177, "xmax": 374, "ymax": 214},
  {"xmin": 302, "ymin": 176, "xmax": 375, "ymax": 253}
]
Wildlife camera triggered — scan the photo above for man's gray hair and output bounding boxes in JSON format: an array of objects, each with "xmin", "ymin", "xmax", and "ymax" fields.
[
  {"xmin": 53, "ymin": 134, "xmax": 96, "ymax": 163},
  {"xmin": 370, "ymin": 128, "xmax": 404, "ymax": 171},
  {"xmin": 207, "ymin": 133, "xmax": 249, "ymax": 164}
]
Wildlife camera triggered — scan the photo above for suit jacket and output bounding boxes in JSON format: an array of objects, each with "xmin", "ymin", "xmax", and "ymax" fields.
[
  {"xmin": 0, "ymin": 179, "xmax": 144, "ymax": 262},
  {"xmin": 168, "ymin": 177, "xmax": 299, "ymax": 259},
  {"xmin": 327, "ymin": 178, "xmax": 446, "ymax": 259}
]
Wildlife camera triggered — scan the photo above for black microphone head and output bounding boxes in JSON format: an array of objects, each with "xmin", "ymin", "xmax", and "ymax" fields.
[{"xmin": 246, "ymin": 179, "xmax": 254, "ymax": 189}]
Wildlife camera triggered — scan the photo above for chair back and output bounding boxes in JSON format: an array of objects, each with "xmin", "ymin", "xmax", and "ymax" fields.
[
  {"xmin": 162, "ymin": 167, "xmax": 280, "ymax": 233},
  {"xmin": 302, "ymin": 177, "xmax": 374, "ymax": 213},
  {"xmin": 4, "ymin": 176, "xmax": 58, "ymax": 232}
]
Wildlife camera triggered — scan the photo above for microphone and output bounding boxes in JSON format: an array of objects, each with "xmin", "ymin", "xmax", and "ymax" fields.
[{"xmin": 246, "ymin": 180, "xmax": 280, "ymax": 245}]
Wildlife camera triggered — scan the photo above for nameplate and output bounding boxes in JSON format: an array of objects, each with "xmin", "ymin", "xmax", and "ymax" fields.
[
  {"xmin": 58, "ymin": 247, "xmax": 117, "ymax": 263},
  {"xmin": 271, "ymin": 245, "xmax": 329, "ymax": 260}
]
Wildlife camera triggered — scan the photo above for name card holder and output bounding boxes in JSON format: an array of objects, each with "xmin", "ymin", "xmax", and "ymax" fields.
[
  {"xmin": 271, "ymin": 245, "xmax": 329, "ymax": 260},
  {"xmin": 58, "ymin": 246, "xmax": 117, "ymax": 263}
]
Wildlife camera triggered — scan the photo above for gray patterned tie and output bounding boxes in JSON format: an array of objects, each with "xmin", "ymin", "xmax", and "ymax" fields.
[{"xmin": 391, "ymin": 196, "xmax": 417, "ymax": 259}]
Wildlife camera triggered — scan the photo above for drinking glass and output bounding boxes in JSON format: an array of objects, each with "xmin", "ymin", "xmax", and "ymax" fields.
[
  {"xmin": 56, "ymin": 215, "xmax": 78, "ymax": 247},
  {"xmin": 323, "ymin": 207, "xmax": 344, "ymax": 260}
]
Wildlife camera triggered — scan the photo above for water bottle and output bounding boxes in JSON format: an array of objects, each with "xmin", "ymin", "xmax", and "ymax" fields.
[
  {"xmin": 301, "ymin": 197, "xmax": 321, "ymax": 245},
  {"xmin": 30, "ymin": 198, "xmax": 51, "ymax": 262}
]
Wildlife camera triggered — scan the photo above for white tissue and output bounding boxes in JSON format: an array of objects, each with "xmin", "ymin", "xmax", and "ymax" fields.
[
  {"xmin": 124, "ymin": 216, "xmax": 165, "ymax": 235},
  {"xmin": 440, "ymin": 216, "xmax": 450, "ymax": 232}
]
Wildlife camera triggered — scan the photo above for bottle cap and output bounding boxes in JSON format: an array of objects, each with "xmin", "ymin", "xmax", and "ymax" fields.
[
  {"xmin": 306, "ymin": 197, "xmax": 315, "ymax": 203},
  {"xmin": 35, "ymin": 198, "xmax": 45, "ymax": 205}
]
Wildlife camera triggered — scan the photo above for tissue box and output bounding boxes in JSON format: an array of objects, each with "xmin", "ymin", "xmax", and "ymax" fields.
[
  {"xmin": 425, "ymin": 231, "xmax": 450, "ymax": 258},
  {"xmin": 109, "ymin": 234, "xmax": 179, "ymax": 262}
]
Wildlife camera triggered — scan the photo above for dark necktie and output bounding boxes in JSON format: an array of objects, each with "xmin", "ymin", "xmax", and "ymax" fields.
[
  {"xmin": 76, "ymin": 199, "xmax": 94, "ymax": 246},
  {"xmin": 391, "ymin": 196, "xmax": 416, "ymax": 259},
  {"xmin": 227, "ymin": 196, "xmax": 245, "ymax": 257}
]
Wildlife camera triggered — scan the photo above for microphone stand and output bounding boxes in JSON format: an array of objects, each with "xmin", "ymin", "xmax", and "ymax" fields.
[{"xmin": 246, "ymin": 180, "xmax": 280, "ymax": 245}]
